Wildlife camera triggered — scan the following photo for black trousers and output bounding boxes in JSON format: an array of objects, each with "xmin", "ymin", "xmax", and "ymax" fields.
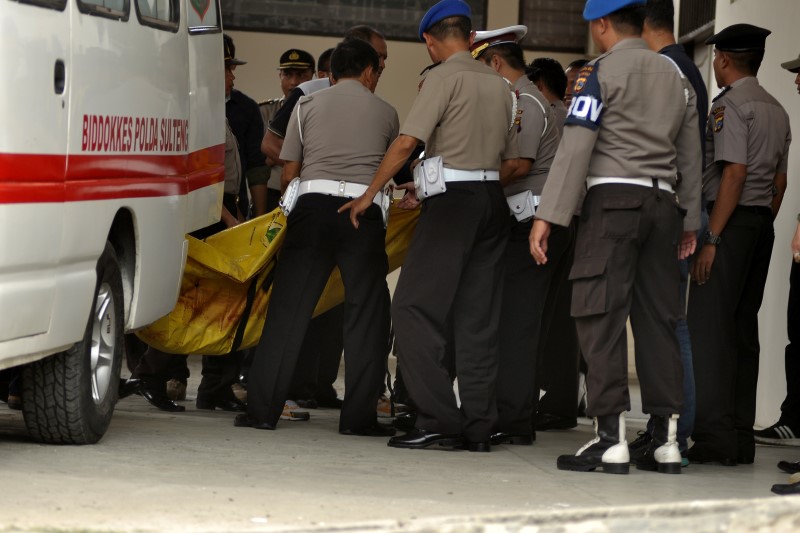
[
  {"xmin": 289, "ymin": 304, "xmax": 344, "ymax": 402},
  {"xmin": 496, "ymin": 217, "xmax": 569, "ymax": 434},
  {"xmin": 247, "ymin": 194, "xmax": 389, "ymax": 430},
  {"xmin": 536, "ymin": 216, "xmax": 580, "ymax": 419},
  {"xmin": 392, "ymin": 182, "xmax": 509, "ymax": 442},
  {"xmin": 689, "ymin": 206, "xmax": 774, "ymax": 459},
  {"xmin": 780, "ymin": 260, "xmax": 800, "ymax": 427},
  {"xmin": 571, "ymin": 184, "xmax": 684, "ymax": 418}
]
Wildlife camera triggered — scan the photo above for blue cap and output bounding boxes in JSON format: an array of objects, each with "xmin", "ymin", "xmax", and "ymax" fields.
[
  {"xmin": 583, "ymin": 0, "xmax": 646, "ymax": 21},
  {"xmin": 419, "ymin": 0, "xmax": 472, "ymax": 41}
]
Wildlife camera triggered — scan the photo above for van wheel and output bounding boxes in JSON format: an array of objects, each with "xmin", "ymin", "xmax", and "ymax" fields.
[{"xmin": 21, "ymin": 242, "xmax": 124, "ymax": 444}]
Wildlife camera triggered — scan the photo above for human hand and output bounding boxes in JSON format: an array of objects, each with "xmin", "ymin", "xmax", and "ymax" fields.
[
  {"xmin": 395, "ymin": 182, "xmax": 420, "ymax": 210},
  {"xmin": 338, "ymin": 194, "xmax": 375, "ymax": 229},
  {"xmin": 529, "ymin": 219, "xmax": 551, "ymax": 265},
  {"xmin": 678, "ymin": 231, "xmax": 697, "ymax": 260},
  {"xmin": 691, "ymin": 244, "xmax": 716, "ymax": 284}
]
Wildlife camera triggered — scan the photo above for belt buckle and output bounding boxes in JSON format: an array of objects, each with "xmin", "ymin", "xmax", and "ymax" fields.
[{"xmin": 338, "ymin": 180, "xmax": 346, "ymax": 197}]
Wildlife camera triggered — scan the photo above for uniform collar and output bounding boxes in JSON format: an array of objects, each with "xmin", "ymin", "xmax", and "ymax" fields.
[
  {"xmin": 445, "ymin": 50, "xmax": 475, "ymax": 64},
  {"xmin": 730, "ymin": 76, "xmax": 758, "ymax": 89},
  {"xmin": 604, "ymin": 37, "xmax": 648, "ymax": 57},
  {"xmin": 512, "ymin": 75, "xmax": 533, "ymax": 92}
]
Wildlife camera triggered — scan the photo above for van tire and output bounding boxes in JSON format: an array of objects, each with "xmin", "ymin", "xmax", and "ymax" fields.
[{"xmin": 21, "ymin": 242, "xmax": 124, "ymax": 444}]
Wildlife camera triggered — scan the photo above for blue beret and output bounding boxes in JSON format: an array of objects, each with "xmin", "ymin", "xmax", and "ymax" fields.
[
  {"xmin": 705, "ymin": 24, "xmax": 771, "ymax": 52},
  {"xmin": 583, "ymin": 0, "xmax": 646, "ymax": 21},
  {"xmin": 419, "ymin": 0, "xmax": 472, "ymax": 41}
]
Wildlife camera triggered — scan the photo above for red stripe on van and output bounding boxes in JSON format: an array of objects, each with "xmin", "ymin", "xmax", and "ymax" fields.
[{"xmin": 0, "ymin": 145, "xmax": 225, "ymax": 204}]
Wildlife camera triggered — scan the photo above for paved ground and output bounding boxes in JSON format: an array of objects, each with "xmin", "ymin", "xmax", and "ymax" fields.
[{"xmin": 2, "ymin": 358, "xmax": 800, "ymax": 532}]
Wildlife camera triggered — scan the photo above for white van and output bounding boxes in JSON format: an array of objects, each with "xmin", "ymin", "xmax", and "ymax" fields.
[{"xmin": 0, "ymin": 0, "xmax": 225, "ymax": 443}]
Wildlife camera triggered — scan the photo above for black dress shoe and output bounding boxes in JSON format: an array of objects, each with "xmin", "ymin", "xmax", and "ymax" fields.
[
  {"xmin": 233, "ymin": 413, "xmax": 276, "ymax": 430},
  {"xmin": 686, "ymin": 446, "xmax": 737, "ymax": 466},
  {"xmin": 340, "ymin": 423, "xmax": 396, "ymax": 437},
  {"xmin": 196, "ymin": 397, "xmax": 246, "ymax": 412},
  {"xmin": 536, "ymin": 413, "xmax": 578, "ymax": 431},
  {"xmin": 392, "ymin": 412, "xmax": 417, "ymax": 432},
  {"xmin": 118, "ymin": 378, "xmax": 142, "ymax": 399},
  {"xmin": 771, "ymin": 480, "xmax": 800, "ymax": 495},
  {"xmin": 459, "ymin": 441, "xmax": 490, "ymax": 452},
  {"xmin": 778, "ymin": 460, "xmax": 800, "ymax": 474},
  {"xmin": 490, "ymin": 432, "xmax": 534, "ymax": 446},
  {"xmin": 387, "ymin": 428, "xmax": 462, "ymax": 449},
  {"xmin": 295, "ymin": 398, "xmax": 319, "ymax": 409},
  {"xmin": 140, "ymin": 388, "xmax": 185, "ymax": 412}
]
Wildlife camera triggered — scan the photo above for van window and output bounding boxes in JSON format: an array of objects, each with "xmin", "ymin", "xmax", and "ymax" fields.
[
  {"xmin": 188, "ymin": 0, "xmax": 219, "ymax": 34},
  {"xmin": 136, "ymin": 0, "xmax": 179, "ymax": 31},
  {"xmin": 16, "ymin": 0, "xmax": 67, "ymax": 10},
  {"xmin": 77, "ymin": 0, "xmax": 129, "ymax": 21}
]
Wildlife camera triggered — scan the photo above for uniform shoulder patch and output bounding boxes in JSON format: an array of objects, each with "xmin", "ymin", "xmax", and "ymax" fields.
[
  {"xmin": 565, "ymin": 62, "xmax": 603, "ymax": 131},
  {"xmin": 712, "ymin": 105, "xmax": 725, "ymax": 133}
]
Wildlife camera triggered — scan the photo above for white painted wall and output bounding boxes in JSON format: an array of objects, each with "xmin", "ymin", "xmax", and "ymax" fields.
[{"xmin": 710, "ymin": 0, "xmax": 800, "ymax": 427}]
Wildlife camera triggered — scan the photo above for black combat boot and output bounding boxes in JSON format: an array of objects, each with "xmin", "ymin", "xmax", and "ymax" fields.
[
  {"xmin": 557, "ymin": 413, "xmax": 629, "ymax": 474},
  {"xmin": 635, "ymin": 414, "xmax": 681, "ymax": 474}
]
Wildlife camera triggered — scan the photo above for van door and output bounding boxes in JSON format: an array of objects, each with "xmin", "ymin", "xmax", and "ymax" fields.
[{"xmin": 0, "ymin": 0, "xmax": 69, "ymax": 345}]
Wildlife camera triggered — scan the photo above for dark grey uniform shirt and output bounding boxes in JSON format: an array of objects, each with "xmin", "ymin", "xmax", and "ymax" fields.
[
  {"xmin": 258, "ymin": 97, "xmax": 285, "ymax": 191},
  {"xmin": 551, "ymin": 100, "xmax": 568, "ymax": 137},
  {"xmin": 703, "ymin": 76, "xmax": 791, "ymax": 207},
  {"xmin": 536, "ymin": 38, "xmax": 702, "ymax": 231},
  {"xmin": 401, "ymin": 51, "xmax": 519, "ymax": 170},
  {"xmin": 224, "ymin": 119, "xmax": 242, "ymax": 195},
  {"xmin": 506, "ymin": 76, "xmax": 560, "ymax": 196},
  {"xmin": 280, "ymin": 80, "xmax": 399, "ymax": 186}
]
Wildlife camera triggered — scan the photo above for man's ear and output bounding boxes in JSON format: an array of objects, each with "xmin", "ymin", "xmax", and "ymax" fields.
[{"xmin": 423, "ymin": 32, "xmax": 435, "ymax": 48}]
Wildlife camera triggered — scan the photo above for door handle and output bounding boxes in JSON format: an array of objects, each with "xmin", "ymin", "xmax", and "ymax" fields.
[{"xmin": 54, "ymin": 60, "xmax": 65, "ymax": 95}]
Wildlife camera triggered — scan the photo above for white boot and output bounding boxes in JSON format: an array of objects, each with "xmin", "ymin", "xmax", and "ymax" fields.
[
  {"xmin": 557, "ymin": 413, "xmax": 629, "ymax": 474},
  {"xmin": 636, "ymin": 414, "xmax": 681, "ymax": 474}
]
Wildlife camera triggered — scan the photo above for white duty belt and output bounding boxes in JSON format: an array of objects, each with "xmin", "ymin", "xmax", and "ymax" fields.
[
  {"xmin": 299, "ymin": 179, "xmax": 382, "ymax": 206},
  {"xmin": 443, "ymin": 168, "xmax": 500, "ymax": 182},
  {"xmin": 586, "ymin": 176, "xmax": 674, "ymax": 194}
]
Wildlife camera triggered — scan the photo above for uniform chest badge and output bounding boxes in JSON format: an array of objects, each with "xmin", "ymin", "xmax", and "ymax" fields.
[{"xmin": 712, "ymin": 106, "xmax": 725, "ymax": 133}]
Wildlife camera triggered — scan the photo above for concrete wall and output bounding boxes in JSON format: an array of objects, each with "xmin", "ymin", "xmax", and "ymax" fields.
[
  {"xmin": 225, "ymin": 0, "xmax": 584, "ymax": 122},
  {"xmin": 709, "ymin": 0, "xmax": 800, "ymax": 426}
]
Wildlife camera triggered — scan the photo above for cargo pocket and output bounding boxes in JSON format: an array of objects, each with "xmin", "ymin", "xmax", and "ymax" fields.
[
  {"xmin": 601, "ymin": 194, "xmax": 642, "ymax": 238},
  {"xmin": 569, "ymin": 256, "xmax": 608, "ymax": 317}
]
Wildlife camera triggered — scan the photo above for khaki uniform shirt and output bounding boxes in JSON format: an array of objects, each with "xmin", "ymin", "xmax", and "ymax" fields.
[
  {"xmin": 703, "ymin": 77, "xmax": 791, "ymax": 207},
  {"xmin": 401, "ymin": 51, "xmax": 519, "ymax": 170},
  {"xmin": 536, "ymin": 38, "xmax": 703, "ymax": 231},
  {"xmin": 280, "ymin": 80, "xmax": 399, "ymax": 185},
  {"xmin": 506, "ymin": 77, "xmax": 560, "ymax": 196},
  {"xmin": 551, "ymin": 100, "xmax": 568, "ymax": 137},
  {"xmin": 258, "ymin": 97, "xmax": 285, "ymax": 191},
  {"xmin": 224, "ymin": 119, "xmax": 242, "ymax": 195}
]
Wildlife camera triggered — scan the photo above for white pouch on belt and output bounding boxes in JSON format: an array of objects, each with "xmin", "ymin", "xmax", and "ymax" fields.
[
  {"xmin": 506, "ymin": 190, "xmax": 540, "ymax": 222},
  {"xmin": 279, "ymin": 177, "xmax": 301, "ymax": 216},
  {"xmin": 380, "ymin": 185, "xmax": 391, "ymax": 228},
  {"xmin": 413, "ymin": 155, "xmax": 446, "ymax": 199}
]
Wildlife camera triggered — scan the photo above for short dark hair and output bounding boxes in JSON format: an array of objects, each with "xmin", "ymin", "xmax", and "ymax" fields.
[
  {"xmin": 608, "ymin": 5, "xmax": 645, "ymax": 36},
  {"xmin": 644, "ymin": 0, "xmax": 674, "ymax": 33},
  {"xmin": 724, "ymin": 49, "xmax": 765, "ymax": 76},
  {"xmin": 318, "ymin": 48, "xmax": 334, "ymax": 74},
  {"xmin": 480, "ymin": 43, "xmax": 526, "ymax": 71},
  {"xmin": 426, "ymin": 15, "xmax": 471, "ymax": 41},
  {"xmin": 566, "ymin": 58, "xmax": 589, "ymax": 71},
  {"xmin": 330, "ymin": 38, "xmax": 380, "ymax": 80},
  {"xmin": 344, "ymin": 25, "xmax": 385, "ymax": 44},
  {"xmin": 527, "ymin": 57, "xmax": 568, "ymax": 100}
]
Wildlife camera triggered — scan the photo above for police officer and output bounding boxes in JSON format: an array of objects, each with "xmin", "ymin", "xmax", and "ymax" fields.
[
  {"xmin": 527, "ymin": 57, "xmax": 569, "ymax": 133},
  {"xmin": 470, "ymin": 26, "xmax": 563, "ymax": 446},
  {"xmin": 224, "ymin": 34, "xmax": 269, "ymax": 218},
  {"xmin": 688, "ymin": 24, "xmax": 791, "ymax": 466},
  {"xmin": 258, "ymin": 49, "xmax": 315, "ymax": 211},
  {"xmin": 530, "ymin": 0, "xmax": 702, "ymax": 474},
  {"xmin": 769, "ymin": 52, "xmax": 800, "ymax": 497},
  {"xmin": 234, "ymin": 37, "xmax": 399, "ymax": 436},
  {"xmin": 341, "ymin": 0, "xmax": 519, "ymax": 451}
]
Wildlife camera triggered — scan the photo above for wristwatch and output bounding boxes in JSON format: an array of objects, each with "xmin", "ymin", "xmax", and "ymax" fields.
[{"xmin": 705, "ymin": 230, "xmax": 722, "ymax": 246}]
